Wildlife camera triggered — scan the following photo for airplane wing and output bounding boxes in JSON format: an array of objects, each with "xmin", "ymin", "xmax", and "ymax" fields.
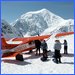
[
  {"xmin": 12, "ymin": 35, "xmax": 51, "ymax": 43},
  {"xmin": 55, "ymin": 32, "xmax": 74, "ymax": 37}
]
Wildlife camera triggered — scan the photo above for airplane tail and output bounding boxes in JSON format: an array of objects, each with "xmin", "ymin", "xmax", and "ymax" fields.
[{"xmin": 1, "ymin": 34, "xmax": 7, "ymax": 48}]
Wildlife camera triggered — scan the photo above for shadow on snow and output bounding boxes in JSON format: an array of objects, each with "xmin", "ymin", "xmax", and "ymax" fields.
[{"xmin": 2, "ymin": 59, "xmax": 31, "ymax": 66}]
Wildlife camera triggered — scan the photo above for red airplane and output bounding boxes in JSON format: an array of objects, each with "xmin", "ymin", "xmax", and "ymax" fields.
[
  {"xmin": 1, "ymin": 34, "xmax": 51, "ymax": 58},
  {"xmin": 2, "ymin": 31, "xmax": 73, "ymax": 59}
]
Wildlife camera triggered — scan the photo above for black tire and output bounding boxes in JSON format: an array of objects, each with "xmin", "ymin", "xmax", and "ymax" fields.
[{"xmin": 16, "ymin": 54, "xmax": 24, "ymax": 61}]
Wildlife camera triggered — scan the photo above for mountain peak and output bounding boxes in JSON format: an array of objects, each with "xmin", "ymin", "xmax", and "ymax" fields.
[
  {"xmin": 37, "ymin": 8, "xmax": 49, "ymax": 12},
  {"xmin": 20, "ymin": 8, "xmax": 52, "ymax": 19}
]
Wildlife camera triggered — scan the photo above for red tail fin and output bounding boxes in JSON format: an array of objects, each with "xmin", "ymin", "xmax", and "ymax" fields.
[{"xmin": 1, "ymin": 34, "xmax": 7, "ymax": 49}]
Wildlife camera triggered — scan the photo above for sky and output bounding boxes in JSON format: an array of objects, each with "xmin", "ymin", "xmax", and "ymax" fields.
[{"xmin": 1, "ymin": 1, "xmax": 74, "ymax": 23}]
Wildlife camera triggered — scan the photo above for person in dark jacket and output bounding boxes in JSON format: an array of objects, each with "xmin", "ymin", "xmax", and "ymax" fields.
[
  {"xmin": 35, "ymin": 40, "xmax": 41, "ymax": 55},
  {"xmin": 41, "ymin": 40, "xmax": 48, "ymax": 58},
  {"xmin": 54, "ymin": 40, "xmax": 62, "ymax": 63},
  {"xmin": 63, "ymin": 40, "xmax": 68, "ymax": 54},
  {"xmin": 28, "ymin": 41, "xmax": 33, "ymax": 54}
]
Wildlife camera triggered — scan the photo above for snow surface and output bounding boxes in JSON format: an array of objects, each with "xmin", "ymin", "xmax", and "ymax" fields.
[{"xmin": 1, "ymin": 34, "xmax": 74, "ymax": 74}]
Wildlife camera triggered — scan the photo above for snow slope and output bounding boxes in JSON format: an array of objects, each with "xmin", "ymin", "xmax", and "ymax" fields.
[
  {"xmin": 41, "ymin": 19, "xmax": 74, "ymax": 35},
  {"xmin": 1, "ymin": 34, "xmax": 74, "ymax": 74},
  {"xmin": 1, "ymin": 20, "xmax": 23, "ymax": 38}
]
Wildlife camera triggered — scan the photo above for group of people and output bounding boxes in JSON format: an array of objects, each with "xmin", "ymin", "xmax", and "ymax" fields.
[
  {"xmin": 54, "ymin": 39, "xmax": 68, "ymax": 63},
  {"xmin": 35, "ymin": 40, "xmax": 48, "ymax": 58},
  {"xmin": 34, "ymin": 39, "xmax": 68, "ymax": 63},
  {"xmin": 15, "ymin": 39, "xmax": 68, "ymax": 62}
]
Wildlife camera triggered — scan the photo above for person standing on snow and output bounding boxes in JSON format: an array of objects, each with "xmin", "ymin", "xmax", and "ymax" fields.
[
  {"xmin": 63, "ymin": 40, "xmax": 68, "ymax": 54},
  {"xmin": 54, "ymin": 40, "xmax": 62, "ymax": 63},
  {"xmin": 35, "ymin": 40, "xmax": 41, "ymax": 55},
  {"xmin": 41, "ymin": 40, "xmax": 48, "ymax": 60}
]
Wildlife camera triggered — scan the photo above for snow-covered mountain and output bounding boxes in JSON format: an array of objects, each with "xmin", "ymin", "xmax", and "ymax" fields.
[
  {"xmin": 3, "ymin": 9, "xmax": 74, "ymax": 37},
  {"xmin": 11, "ymin": 8, "xmax": 74, "ymax": 36},
  {"xmin": 1, "ymin": 20, "xmax": 23, "ymax": 38},
  {"xmin": 41, "ymin": 19, "xmax": 74, "ymax": 35}
]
